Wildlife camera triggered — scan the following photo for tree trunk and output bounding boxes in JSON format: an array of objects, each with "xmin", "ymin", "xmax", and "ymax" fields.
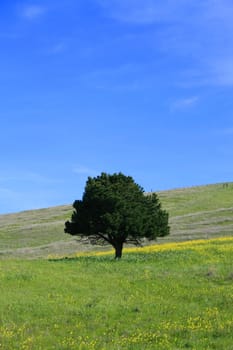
[{"xmin": 114, "ymin": 241, "xmax": 123, "ymax": 259}]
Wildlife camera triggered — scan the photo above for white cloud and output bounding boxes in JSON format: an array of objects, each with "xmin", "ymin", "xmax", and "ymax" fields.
[
  {"xmin": 204, "ymin": 0, "xmax": 233, "ymax": 23},
  {"xmin": 0, "ymin": 187, "xmax": 16, "ymax": 197},
  {"xmin": 0, "ymin": 186, "xmax": 59, "ymax": 214},
  {"xmin": 98, "ymin": 0, "xmax": 166, "ymax": 24},
  {"xmin": 210, "ymin": 59, "xmax": 233, "ymax": 86},
  {"xmin": 178, "ymin": 58, "xmax": 233, "ymax": 88},
  {"xmin": 170, "ymin": 96, "xmax": 199, "ymax": 112},
  {"xmin": 20, "ymin": 5, "xmax": 46, "ymax": 20},
  {"xmin": 50, "ymin": 43, "xmax": 65, "ymax": 54},
  {"xmin": 44, "ymin": 42, "xmax": 66, "ymax": 55},
  {"xmin": 82, "ymin": 63, "xmax": 147, "ymax": 90},
  {"xmin": 0, "ymin": 32, "xmax": 19, "ymax": 39},
  {"xmin": 97, "ymin": 0, "xmax": 202, "ymax": 24},
  {"xmin": 0, "ymin": 171, "xmax": 61, "ymax": 185},
  {"xmin": 97, "ymin": 0, "xmax": 233, "ymax": 26},
  {"xmin": 218, "ymin": 128, "xmax": 233, "ymax": 136},
  {"xmin": 97, "ymin": 0, "xmax": 233, "ymax": 88},
  {"xmin": 73, "ymin": 166, "xmax": 97, "ymax": 176},
  {"xmin": 0, "ymin": 171, "xmax": 63, "ymax": 213}
]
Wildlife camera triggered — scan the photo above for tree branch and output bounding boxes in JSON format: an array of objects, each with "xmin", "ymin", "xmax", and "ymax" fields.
[
  {"xmin": 125, "ymin": 237, "xmax": 143, "ymax": 247},
  {"xmin": 95, "ymin": 232, "xmax": 112, "ymax": 244}
]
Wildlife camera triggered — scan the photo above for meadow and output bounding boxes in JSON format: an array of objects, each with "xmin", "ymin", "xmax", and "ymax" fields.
[
  {"xmin": 0, "ymin": 183, "xmax": 233, "ymax": 349},
  {"xmin": 0, "ymin": 237, "xmax": 233, "ymax": 349}
]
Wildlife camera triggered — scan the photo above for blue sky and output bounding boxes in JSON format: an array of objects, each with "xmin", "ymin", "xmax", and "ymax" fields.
[{"xmin": 1, "ymin": 0, "xmax": 233, "ymax": 214}]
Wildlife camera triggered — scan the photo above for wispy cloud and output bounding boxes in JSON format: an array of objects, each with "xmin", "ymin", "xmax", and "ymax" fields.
[
  {"xmin": 217, "ymin": 127, "xmax": 233, "ymax": 136},
  {"xmin": 209, "ymin": 59, "xmax": 233, "ymax": 87},
  {"xmin": 0, "ymin": 171, "xmax": 63, "ymax": 213},
  {"xmin": 82, "ymin": 63, "xmax": 148, "ymax": 91},
  {"xmin": 178, "ymin": 58, "xmax": 233, "ymax": 88},
  {"xmin": 0, "ymin": 32, "xmax": 20, "ymax": 39},
  {"xmin": 0, "ymin": 187, "xmax": 16, "ymax": 197},
  {"xmin": 98, "ymin": 0, "xmax": 154, "ymax": 24},
  {"xmin": 204, "ymin": 0, "xmax": 233, "ymax": 23},
  {"xmin": 97, "ymin": 0, "xmax": 201, "ymax": 24},
  {"xmin": 170, "ymin": 96, "xmax": 199, "ymax": 112},
  {"xmin": 0, "ymin": 186, "xmax": 58, "ymax": 214},
  {"xmin": 20, "ymin": 5, "xmax": 47, "ymax": 20},
  {"xmin": 97, "ymin": 0, "xmax": 233, "ymax": 88},
  {"xmin": 73, "ymin": 165, "xmax": 98, "ymax": 176},
  {"xmin": 97, "ymin": 0, "xmax": 233, "ymax": 26},
  {"xmin": 0, "ymin": 171, "xmax": 61, "ymax": 185},
  {"xmin": 45, "ymin": 42, "xmax": 66, "ymax": 55}
]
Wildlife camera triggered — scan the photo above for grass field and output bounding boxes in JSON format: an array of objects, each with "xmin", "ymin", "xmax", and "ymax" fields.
[
  {"xmin": 0, "ymin": 237, "xmax": 232, "ymax": 349},
  {"xmin": 0, "ymin": 182, "xmax": 233, "ymax": 258},
  {"xmin": 0, "ymin": 183, "xmax": 233, "ymax": 349}
]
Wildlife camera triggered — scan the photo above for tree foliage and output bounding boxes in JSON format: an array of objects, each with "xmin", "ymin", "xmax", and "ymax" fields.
[{"xmin": 65, "ymin": 172, "xmax": 169, "ymax": 258}]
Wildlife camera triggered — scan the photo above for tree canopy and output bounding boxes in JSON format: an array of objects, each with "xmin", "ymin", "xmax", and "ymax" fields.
[{"xmin": 65, "ymin": 172, "xmax": 169, "ymax": 258}]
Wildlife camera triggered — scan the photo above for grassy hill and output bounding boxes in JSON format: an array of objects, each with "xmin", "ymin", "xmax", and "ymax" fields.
[
  {"xmin": 158, "ymin": 182, "xmax": 233, "ymax": 243},
  {"xmin": 0, "ymin": 182, "xmax": 233, "ymax": 258}
]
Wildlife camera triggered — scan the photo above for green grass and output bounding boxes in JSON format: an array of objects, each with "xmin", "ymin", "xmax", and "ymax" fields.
[
  {"xmin": 156, "ymin": 182, "xmax": 233, "ymax": 244},
  {"xmin": 158, "ymin": 182, "xmax": 233, "ymax": 216},
  {"xmin": 1, "ymin": 183, "xmax": 233, "ymax": 349},
  {"xmin": 0, "ymin": 238, "xmax": 232, "ymax": 349}
]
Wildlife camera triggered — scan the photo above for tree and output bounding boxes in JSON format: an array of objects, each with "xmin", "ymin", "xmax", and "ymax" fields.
[{"xmin": 65, "ymin": 172, "xmax": 169, "ymax": 259}]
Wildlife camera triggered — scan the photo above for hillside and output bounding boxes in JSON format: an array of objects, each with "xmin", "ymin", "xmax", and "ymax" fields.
[
  {"xmin": 0, "ymin": 182, "xmax": 233, "ymax": 258},
  {"xmin": 158, "ymin": 182, "xmax": 233, "ymax": 243}
]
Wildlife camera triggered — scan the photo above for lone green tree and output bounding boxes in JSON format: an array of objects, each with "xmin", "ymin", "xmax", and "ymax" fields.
[{"xmin": 65, "ymin": 172, "xmax": 169, "ymax": 258}]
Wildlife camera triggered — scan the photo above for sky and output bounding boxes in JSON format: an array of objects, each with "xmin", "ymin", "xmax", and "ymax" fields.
[{"xmin": 1, "ymin": 0, "xmax": 233, "ymax": 214}]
